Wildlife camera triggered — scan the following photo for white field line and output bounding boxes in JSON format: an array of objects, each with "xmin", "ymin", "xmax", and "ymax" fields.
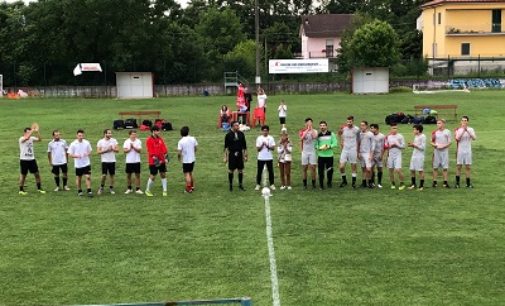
[{"xmin": 262, "ymin": 164, "xmax": 281, "ymax": 306}]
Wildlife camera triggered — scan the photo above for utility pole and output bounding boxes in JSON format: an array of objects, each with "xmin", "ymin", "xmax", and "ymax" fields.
[{"xmin": 255, "ymin": 0, "xmax": 261, "ymax": 85}]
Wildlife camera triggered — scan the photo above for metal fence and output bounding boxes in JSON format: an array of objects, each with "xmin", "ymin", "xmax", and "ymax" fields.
[{"xmin": 427, "ymin": 56, "xmax": 505, "ymax": 77}]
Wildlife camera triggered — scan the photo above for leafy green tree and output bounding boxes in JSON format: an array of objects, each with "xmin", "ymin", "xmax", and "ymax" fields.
[{"xmin": 223, "ymin": 40, "xmax": 257, "ymax": 78}]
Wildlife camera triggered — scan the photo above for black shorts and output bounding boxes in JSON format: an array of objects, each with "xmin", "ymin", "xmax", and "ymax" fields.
[
  {"xmin": 228, "ymin": 151, "xmax": 244, "ymax": 170},
  {"xmin": 279, "ymin": 117, "xmax": 286, "ymax": 124},
  {"xmin": 149, "ymin": 163, "xmax": 167, "ymax": 175},
  {"xmin": 182, "ymin": 162, "xmax": 195, "ymax": 173},
  {"xmin": 125, "ymin": 162, "xmax": 141, "ymax": 174},
  {"xmin": 76, "ymin": 165, "xmax": 91, "ymax": 177},
  {"xmin": 20, "ymin": 160, "xmax": 39, "ymax": 175},
  {"xmin": 101, "ymin": 162, "xmax": 116, "ymax": 175},
  {"xmin": 52, "ymin": 164, "xmax": 68, "ymax": 175}
]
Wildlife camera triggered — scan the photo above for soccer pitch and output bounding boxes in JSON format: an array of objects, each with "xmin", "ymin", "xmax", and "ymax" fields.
[{"xmin": 1, "ymin": 91, "xmax": 504, "ymax": 305}]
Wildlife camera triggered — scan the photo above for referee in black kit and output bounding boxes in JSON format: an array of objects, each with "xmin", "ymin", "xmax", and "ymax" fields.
[{"xmin": 224, "ymin": 121, "xmax": 248, "ymax": 191}]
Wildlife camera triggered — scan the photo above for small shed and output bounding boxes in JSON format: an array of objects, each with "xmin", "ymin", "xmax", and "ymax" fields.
[
  {"xmin": 116, "ymin": 72, "xmax": 154, "ymax": 99},
  {"xmin": 352, "ymin": 68, "xmax": 389, "ymax": 94}
]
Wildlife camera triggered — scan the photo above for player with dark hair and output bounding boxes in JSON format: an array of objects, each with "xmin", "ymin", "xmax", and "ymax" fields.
[
  {"xmin": 48, "ymin": 129, "xmax": 70, "ymax": 192},
  {"xmin": 358, "ymin": 121, "xmax": 375, "ymax": 188},
  {"xmin": 224, "ymin": 121, "xmax": 248, "ymax": 191},
  {"xmin": 68, "ymin": 129, "xmax": 93, "ymax": 197},
  {"xmin": 123, "ymin": 130, "xmax": 143, "ymax": 194},
  {"xmin": 339, "ymin": 116, "xmax": 359, "ymax": 188},
  {"xmin": 370, "ymin": 123, "xmax": 385, "ymax": 188},
  {"xmin": 408, "ymin": 124, "xmax": 426, "ymax": 190},
  {"xmin": 455, "ymin": 115, "xmax": 476, "ymax": 188},
  {"xmin": 145, "ymin": 126, "xmax": 168, "ymax": 197},
  {"xmin": 178, "ymin": 126, "xmax": 198, "ymax": 193},
  {"xmin": 97, "ymin": 129, "xmax": 119, "ymax": 195},
  {"xmin": 431, "ymin": 119, "xmax": 452, "ymax": 188},
  {"xmin": 18, "ymin": 127, "xmax": 46, "ymax": 195},
  {"xmin": 299, "ymin": 117, "xmax": 318, "ymax": 189},
  {"xmin": 255, "ymin": 125, "xmax": 276, "ymax": 191},
  {"xmin": 315, "ymin": 120, "xmax": 337, "ymax": 189}
]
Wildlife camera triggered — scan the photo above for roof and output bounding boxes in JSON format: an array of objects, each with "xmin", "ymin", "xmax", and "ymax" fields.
[
  {"xmin": 421, "ymin": 0, "xmax": 505, "ymax": 8},
  {"xmin": 300, "ymin": 14, "xmax": 354, "ymax": 38}
]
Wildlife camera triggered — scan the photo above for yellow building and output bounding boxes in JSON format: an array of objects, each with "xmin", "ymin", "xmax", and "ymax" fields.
[{"xmin": 421, "ymin": 0, "xmax": 505, "ymax": 58}]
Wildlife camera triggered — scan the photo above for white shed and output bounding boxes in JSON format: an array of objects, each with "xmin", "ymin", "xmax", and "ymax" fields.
[
  {"xmin": 116, "ymin": 72, "xmax": 154, "ymax": 99},
  {"xmin": 352, "ymin": 68, "xmax": 389, "ymax": 94}
]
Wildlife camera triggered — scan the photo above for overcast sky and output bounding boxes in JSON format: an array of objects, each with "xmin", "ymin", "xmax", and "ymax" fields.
[{"xmin": 5, "ymin": 0, "xmax": 190, "ymax": 8}]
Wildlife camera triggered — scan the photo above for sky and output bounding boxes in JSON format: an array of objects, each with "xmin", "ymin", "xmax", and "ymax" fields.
[{"xmin": 5, "ymin": 0, "xmax": 190, "ymax": 7}]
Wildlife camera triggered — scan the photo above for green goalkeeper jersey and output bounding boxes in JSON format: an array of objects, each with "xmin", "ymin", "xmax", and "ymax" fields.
[{"xmin": 315, "ymin": 131, "xmax": 337, "ymax": 157}]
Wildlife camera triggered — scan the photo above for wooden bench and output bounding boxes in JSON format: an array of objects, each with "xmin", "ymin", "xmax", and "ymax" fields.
[
  {"xmin": 414, "ymin": 105, "xmax": 458, "ymax": 121},
  {"xmin": 118, "ymin": 110, "xmax": 161, "ymax": 122}
]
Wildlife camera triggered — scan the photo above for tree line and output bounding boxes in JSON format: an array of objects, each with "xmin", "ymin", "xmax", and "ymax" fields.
[{"xmin": 0, "ymin": 0, "xmax": 424, "ymax": 86}]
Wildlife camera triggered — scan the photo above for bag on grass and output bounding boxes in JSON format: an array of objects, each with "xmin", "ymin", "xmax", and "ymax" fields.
[
  {"xmin": 113, "ymin": 119, "xmax": 124, "ymax": 130},
  {"xmin": 142, "ymin": 119, "xmax": 153, "ymax": 127},
  {"xmin": 162, "ymin": 121, "xmax": 173, "ymax": 131},
  {"xmin": 125, "ymin": 118, "xmax": 138, "ymax": 129}
]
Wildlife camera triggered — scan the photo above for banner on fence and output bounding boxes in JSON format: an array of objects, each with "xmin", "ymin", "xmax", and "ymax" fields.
[
  {"xmin": 269, "ymin": 59, "xmax": 329, "ymax": 74},
  {"xmin": 73, "ymin": 63, "xmax": 103, "ymax": 76}
]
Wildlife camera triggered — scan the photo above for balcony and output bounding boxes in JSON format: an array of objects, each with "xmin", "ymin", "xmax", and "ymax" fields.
[{"xmin": 446, "ymin": 25, "xmax": 505, "ymax": 36}]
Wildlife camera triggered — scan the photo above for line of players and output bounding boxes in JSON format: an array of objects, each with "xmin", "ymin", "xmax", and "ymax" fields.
[{"xmin": 18, "ymin": 125, "xmax": 197, "ymax": 197}]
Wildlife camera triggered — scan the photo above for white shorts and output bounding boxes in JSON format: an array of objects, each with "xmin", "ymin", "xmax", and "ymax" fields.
[
  {"xmin": 372, "ymin": 153, "xmax": 383, "ymax": 168},
  {"xmin": 359, "ymin": 153, "xmax": 372, "ymax": 169},
  {"xmin": 433, "ymin": 150, "xmax": 449, "ymax": 169},
  {"xmin": 340, "ymin": 150, "xmax": 357, "ymax": 164},
  {"xmin": 301, "ymin": 151, "xmax": 317, "ymax": 166},
  {"xmin": 387, "ymin": 154, "xmax": 402, "ymax": 169},
  {"xmin": 456, "ymin": 151, "xmax": 472, "ymax": 165},
  {"xmin": 409, "ymin": 156, "xmax": 425, "ymax": 172}
]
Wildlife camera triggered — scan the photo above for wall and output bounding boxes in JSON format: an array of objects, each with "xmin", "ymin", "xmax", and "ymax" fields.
[{"xmin": 302, "ymin": 36, "xmax": 341, "ymax": 59}]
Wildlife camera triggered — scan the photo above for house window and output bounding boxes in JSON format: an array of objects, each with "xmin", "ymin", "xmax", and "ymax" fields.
[
  {"xmin": 492, "ymin": 9, "xmax": 502, "ymax": 33},
  {"xmin": 461, "ymin": 43, "xmax": 470, "ymax": 56},
  {"xmin": 326, "ymin": 39, "xmax": 334, "ymax": 58},
  {"xmin": 438, "ymin": 12, "xmax": 441, "ymax": 25}
]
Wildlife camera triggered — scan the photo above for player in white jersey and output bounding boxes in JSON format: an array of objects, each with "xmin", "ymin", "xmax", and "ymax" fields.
[
  {"xmin": 339, "ymin": 116, "xmax": 360, "ymax": 188},
  {"xmin": 123, "ymin": 130, "xmax": 143, "ymax": 194},
  {"xmin": 358, "ymin": 121, "xmax": 375, "ymax": 188},
  {"xmin": 454, "ymin": 116, "xmax": 476, "ymax": 188},
  {"xmin": 384, "ymin": 124, "xmax": 406, "ymax": 190},
  {"xmin": 68, "ymin": 129, "xmax": 93, "ymax": 197},
  {"xmin": 18, "ymin": 127, "xmax": 46, "ymax": 195},
  {"xmin": 177, "ymin": 126, "xmax": 198, "ymax": 193},
  {"xmin": 370, "ymin": 124, "xmax": 385, "ymax": 188},
  {"xmin": 407, "ymin": 124, "xmax": 426, "ymax": 190},
  {"xmin": 299, "ymin": 117, "xmax": 318, "ymax": 189},
  {"xmin": 47, "ymin": 130, "xmax": 70, "ymax": 191},
  {"xmin": 97, "ymin": 129, "xmax": 119, "ymax": 195},
  {"xmin": 431, "ymin": 119, "xmax": 452, "ymax": 188}
]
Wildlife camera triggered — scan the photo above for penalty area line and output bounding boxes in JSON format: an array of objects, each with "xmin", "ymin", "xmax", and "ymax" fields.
[{"xmin": 262, "ymin": 189, "xmax": 281, "ymax": 306}]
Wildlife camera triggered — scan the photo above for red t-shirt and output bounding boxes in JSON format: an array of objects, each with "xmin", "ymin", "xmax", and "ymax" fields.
[{"xmin": 146, "ymin": 135, "xmax": 168, "ymax": 165}]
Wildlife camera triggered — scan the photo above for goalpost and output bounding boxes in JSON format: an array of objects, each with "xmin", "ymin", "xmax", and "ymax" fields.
[
  {"xmin": 412, "ymin": 81, "xmax": 470, "ymax": 94},
  {"xmin": 0, "ymin": 74, "xmax": 3, "ymax": 97}
]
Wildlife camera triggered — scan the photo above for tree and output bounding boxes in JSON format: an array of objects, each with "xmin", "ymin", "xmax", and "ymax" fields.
[
  {"xmin": 223, "ymin": 40, "xmax": 257, "ymax": 78},
  {"xmin": 338, "ymin": 19, "xmax": 399, "ymax": 72}
]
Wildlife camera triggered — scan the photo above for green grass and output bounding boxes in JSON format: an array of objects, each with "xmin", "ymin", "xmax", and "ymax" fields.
[{"xmin": 0, "ymin": 91, "xmax": 505, "ymax": 305}]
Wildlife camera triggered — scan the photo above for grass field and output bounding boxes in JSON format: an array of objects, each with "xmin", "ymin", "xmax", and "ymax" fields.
[{"xmin": 1, "ymin": 91, "xmax": 504, "ymax": 305}]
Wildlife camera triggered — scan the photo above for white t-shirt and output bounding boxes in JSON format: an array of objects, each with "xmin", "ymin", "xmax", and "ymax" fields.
[
  {"xmin": 47, "ymin": 139, "xmax": 68, "ymax": 165},
  {"xmin": 123, "ymin": 138, "xmax": 142, "ymax": 164},
  {"xmin": 177, "ymin": 136, "xmax": 198, "ymax": 164},
  {"xmin": 19, "ymin": 136, "xmax": 39, "ymax": 160},
  {"xmin": 455, "ymin": 127, "xmax": 476, "ymax": 153},
  {"xmin": 68, "ymin": 139, "xmax": 92, "ymax": 168},
  {"xmin": 97, "ymin": 137, "xmax": 118, "ymax": 163},
  {"xmin": 258, "ymin": 94, "xmax": 267, "ymax": 108},
  {"xmin": 278, "ymin": 104, "xmax": 287, "ymax": 118},
  {"xmin": 256, "ymin": 135, "xmax": 275, "ymax": 161}
]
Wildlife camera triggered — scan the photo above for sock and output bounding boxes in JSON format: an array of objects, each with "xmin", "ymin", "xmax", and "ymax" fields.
[
  {"xmin": 466, "ymin": 178, "xmax": 471, "ymax": 186},
  {"xmin": 444, "ymin": 180, "xmax": 448, "ymax": 186},
  {"xmin": 186, "ymin": 183, "xmax": 192, "ymax": 191},
  {"xmin": 136, "ymin": 186, "xmax": 140, "ymax": 191},
  {"xmin": 100, "ymin": 184, "xmax": 104, "ymax": 188},
  {"xmin": 37, "ymin": 182, "xmax": 42, "ymax": 190},
  {"xmin": 351, "ymin": 174, "xmax": 356, "ymax": 185},
  {"xmin": 128, "ymin": 185, "xmax": 132, "ymax": 190},
  {"xmin": 146, "ymin": 178, "xmax": 154, "ymax": 191},
  {"xmin": 228, "ymin": 173, "xmax": 233, "ymax": 186},
  {"xmin": 54, "ymin": 176, "xmax": 60, "ymax": 187},
  {"xmin": 312, "ymin": 179, "xmax": 316, "ymax": 187},
  {"xmin": 378, "ymin": 171, "xmax": 383, "ymax": 184},
  {"xmin": 19, "ymin": 186, "xmax": 24, "ymax": 191},
  {"xmin": 63, "ymin": 177, "xmax": 68, "ymax": 187},
  {"xmin": 341, "ymin": 175, "xmax": 347, "ymax": 183},
  {"xmin": 78, "ymin": 189, "xmax": 83, "ymax": 193},
  {"xmin": 411, "ymin": 177, "xmax": 416, "ymax": 186},
  {"xmin": 109, "ymin": 185, "xmax": 114, "ymax": 190},
  {"xmin": 87, "ymin": 188, "xmax": 91, "ymax": 193},
  {"xmin": 362, "ymin": 179, "xmax": 366, "ymax": 185},
  {"xmin": 391, "ymin": 181, "xmax": 396, "ymax": 186},
  {"xmin": 456, "ymin": 176, "xmax": 460, "ymax": 184},
  {"xmin": 238, "ymin": 172, "xmax": 243, "ymax": 186},
  {"xmin": 161, "ymin": 178, "xmax": 167, "ymax": 191},
  {"xmin": 420, "ymin": 179, "xmax": 424, "ymax": 187},
  {"xmin": 303, "ymin": 179, "xmax": 307, "ymax": 187}
]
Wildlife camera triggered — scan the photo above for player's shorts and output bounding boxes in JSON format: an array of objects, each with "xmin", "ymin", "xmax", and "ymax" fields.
[
  {"xmin": 149, "ymin": 163, "xmax": 167, "ymax": 175},
  {"xmin": 101, "ymin": 162, "xmax": 116, "ymax": 176},
  {"xmin": 340, "ymin": 150, "xmax": 357, "ymax": 164},
  {"xmin": 433, "ymin": 150, "xmax": 449, "ymax": 169},
  {"xmin": 20, "ymin": 159, "xmax": 39, "ymax": 175},
  {"xmin": 279, "ymin": 117, "xmax": 286, "ymax": 125},
  {"xmin": 359, "ymin": 153, "xmax": 372, "ymax": 169},
  {"xmin": 456, "ymin": 151, "xmax": 472, "ymax": 165},
  {"xmin": 409, "ymin": 156, "xmax": 425, "ymax": 172},
  {"xmin": 51, "ymin": 164, "xmax": 68, "ymax": 175},
  {"xmin": 125, "ymin": 162, "xmax": 141, "ymax": 174},
  {"xmin": 371, "ymin": 153, "xmax": 383, "ymax": 168},
  {"xmin": 301, "ymin": 151, "xmax": 317, "ymax": 166},
  {"xmin": 387, "ymin": 154, "xmax": 402, "ymax": 169},
  {"xmin": 75, "ymin": 165, "xmax": 91, "ymax": 177},
  {"xmin": 183, "ymin": 162, "xmax": 195, "ymax": 173},
  {"xmin": 228, "ymin": 151, "xmax": 244, "ymax": 170}
]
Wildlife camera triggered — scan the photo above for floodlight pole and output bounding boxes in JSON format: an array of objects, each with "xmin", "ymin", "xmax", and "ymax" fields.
[{"xmin": 255, "ymin": 0, "xmax": 261, "ymax": 85}]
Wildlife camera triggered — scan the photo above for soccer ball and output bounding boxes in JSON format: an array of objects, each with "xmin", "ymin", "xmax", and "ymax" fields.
[{"xmin": 261, "ymin": 187, "xmax": 271, "ymax": 197}]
